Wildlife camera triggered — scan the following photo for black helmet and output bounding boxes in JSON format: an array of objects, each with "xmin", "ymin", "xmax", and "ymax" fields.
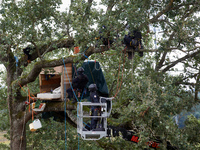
[
  {"xmin": 88, "ymin": 84, "xmax": 97, "ymax": 92},
  {"xmin": 77, "ymin": 67, "xmax": 84, "ymax": 74}
]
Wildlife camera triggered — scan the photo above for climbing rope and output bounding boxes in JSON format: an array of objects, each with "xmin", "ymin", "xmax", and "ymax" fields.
[
  {"xmin": 62, "ymin": 58, "xmax": 68, "ymax": 150},
  {"xmin": 62, "ymin": 59, "xmax": 88, "ymax": 150},
  {"xmin": 131, "ymin": 51, "xmax": 134, "ymax": 85},
  {"xmin": 62, "ymin": 58, "xmax": 79, "ymax": 102},
  {"xmin": 19, "ymin": 84, "xmax": 38, "ymax": 149},
  {"xmin": 113, "ymin": 47, "xmax": 126, "ymax": 98},
  {"xmin": 81, "ymin": 48, "xmax": 96, "ymax": 84}
]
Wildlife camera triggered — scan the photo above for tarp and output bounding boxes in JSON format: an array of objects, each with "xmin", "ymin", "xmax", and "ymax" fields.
[{"xmin": 80, "ymin": 60, "xmax": 109, "ymax": 99}]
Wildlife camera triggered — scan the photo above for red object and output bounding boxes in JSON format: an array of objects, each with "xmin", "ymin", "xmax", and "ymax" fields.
[
  {"xmin": 74, "ymin": 47, "xmax": 80, "ymax": 54},
  {"xmin": 25, "ymin": 101, "xmax": 30, "ymax": 105},
  {"xmin": 39, "ymin": 104, "xmax": 43, "ymax": 109}
]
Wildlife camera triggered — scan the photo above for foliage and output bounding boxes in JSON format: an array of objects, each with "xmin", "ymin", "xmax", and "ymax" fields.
[{"xmin": 26, "ymin": 117, "xmax": 103, "ymax": 150}]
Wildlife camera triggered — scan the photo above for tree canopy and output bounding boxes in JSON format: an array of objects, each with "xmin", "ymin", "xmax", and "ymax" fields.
[{"xmin": 0, "ymin": 0, "xmax": 200, "ymax": 149}]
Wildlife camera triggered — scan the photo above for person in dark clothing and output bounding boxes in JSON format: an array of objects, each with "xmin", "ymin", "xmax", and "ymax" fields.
[
  {"xmin": 95, "ymin": 26, "xmax": 113, "ymax": 47},
  {"xmin": 23, "ymin": 46, "xmax": 33, "ymax": 64},
  {"xmin": 124, "ymin": 30, "xmax": 144, "ymax": 59},
  {"xmin": 67, "ymin": 67, "xmax": 89, "ymax": 103},
  {"xmin": 88, "ymin": 84, "xmax": 100, "ymax": 130}
]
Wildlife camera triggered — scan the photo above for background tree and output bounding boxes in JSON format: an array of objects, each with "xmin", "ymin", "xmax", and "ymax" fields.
[{"xmin": 0, "ymin": 0, "xmax": 200, "ymax": 149}]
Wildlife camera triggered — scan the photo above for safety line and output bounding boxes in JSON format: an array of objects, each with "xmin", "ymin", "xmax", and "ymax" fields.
[
  {"xmin": 62, "ymin": 57, "xmax": 93, "ymax": 149},
  {"xmin": 78, "ymin": 134, "xmax": 80, "ymax": 150},
  {"xmin": 113, "ymin": 47, "xmax": 127, "ymax": 98},
  {"xmin": 62, "ymin": 58, "xmax": 79, "ymax": 102},
  {"xmin": 81, "ymin": 50, "xmax": 96, "ymax": 84},
  {"xmin": 63, "ymin": 58, "xmax": 68, "ymax": 150},
  {"xmin": 83, "ymin": 47, "xmax": 89, "ymax": 54},
  {"xmin": 62, "ymin": 58, "xmax": 80, "ymax": 150}
]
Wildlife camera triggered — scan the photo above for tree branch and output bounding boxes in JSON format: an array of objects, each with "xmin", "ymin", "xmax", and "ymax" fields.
[
  {"xmin": 19, "ymin": 37, "xmax": 74, "ymax": 67},
  {"xmin": 18, "ymin": 45, "xmax": 109, "ymax": 86},
  {"xmin": 162, "ymin": 48, "xmax": 200, "ymax": 73},
  {"xmin": 106, "ymin": 0, "xmax": 116, "ymax": 13},
  {"xmin": 82, "ymin": 0, "xmax": 93, "ymax": 21},
  {"xmin": 138, "ymin": 0, "xmax": 174, "ymax": 30},
  {"xmin": 155, "ymin": 52, "xmax": 167, "ymax": 71}
]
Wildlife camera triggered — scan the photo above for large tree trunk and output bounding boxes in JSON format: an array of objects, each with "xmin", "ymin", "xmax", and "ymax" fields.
[
  {"xmin": 10, "ymin": 119, "xmax": 26, "ymax": 150},
  {"xmin": 6, "ymin": 62, "xmax": 27, "ymax": 150}
]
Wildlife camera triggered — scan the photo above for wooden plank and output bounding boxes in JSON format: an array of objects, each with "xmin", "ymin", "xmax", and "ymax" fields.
[
  {"xmin": 40, "ymin": 84, "xmax": 60, "ymax": 93},
  {"xmin": 40, "ymin": 79, "xmax": 61, "ymax": 86},
  {"xmin": 61, "ymin": 63, "xmax": 72, "ymax": 100},
  {"xmin": 40, "ymin": 74, "xmax": 61, "ymax": 80},
  {"xmin": 40, "ymin": 66, "xmax": 63, "ymax": 74}
]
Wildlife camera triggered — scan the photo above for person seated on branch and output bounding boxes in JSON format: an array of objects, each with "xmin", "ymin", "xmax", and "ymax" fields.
[
  {"xmin": 67, "ymin": 67, "xmax": 89, "ymax": 103},
  {"xmin": 88, "ymin": 84, "xmax": 102, "ymax": 130},
  {"xmin": 23, "ymin": 45, "xmax": 33, "ymax": 64},
  {"xmin": 124, "ymin": 29, "xmax": 144, "ymax": 59},
  {"xmin": 95, "ymin": 25, "xmax": 114, "ymax": 47}
]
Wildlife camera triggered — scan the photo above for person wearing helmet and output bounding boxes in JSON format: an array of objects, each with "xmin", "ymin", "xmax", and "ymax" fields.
[
  {"xmin": 67, "ymin": 67, "xmax": 89, "ymax": 103},
  {"xmin": 89, "ymin": 84, "xmax": 99, "ymax": 103},
  {"xmin": 88, "ymin": 84, "xmax": 101, "ymax": 130}
]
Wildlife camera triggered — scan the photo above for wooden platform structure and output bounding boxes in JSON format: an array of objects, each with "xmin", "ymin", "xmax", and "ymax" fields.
[{"xmin": 38, "ymin": 64, "xmax": 72, "ymax": 100}]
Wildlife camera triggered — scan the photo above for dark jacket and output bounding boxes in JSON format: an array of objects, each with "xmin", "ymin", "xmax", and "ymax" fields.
[
  {"xmin": 90, "ymin": 91, "xmax": 99, "ymax": 103},
  {"xmin": 72, "ymin": 74, "xmax": 89, "ymax": 91}
]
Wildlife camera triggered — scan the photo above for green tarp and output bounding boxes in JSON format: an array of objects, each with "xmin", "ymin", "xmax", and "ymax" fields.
[{"xmin": 74, "ymin": 60, "xmax": 109, "ymax": 100}]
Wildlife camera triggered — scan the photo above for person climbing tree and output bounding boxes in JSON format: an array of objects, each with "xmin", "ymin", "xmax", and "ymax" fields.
[
  {"xmin": 67, "ymin": 67, "xmax": 89, "ymax": 103},
  {"xmin": 23, "ymin": 45, "xmax": 33, "ymax": 64},
  {"xmin": 124, "ymin": 29, "xmax": 144, "ymax": 59},
  {"xmin": 88, "ymin": 84, "xmax": 101, "ymax": 130}
]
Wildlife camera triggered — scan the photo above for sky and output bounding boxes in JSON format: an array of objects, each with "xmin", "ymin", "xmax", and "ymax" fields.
[{"xmin": 59, "ymin": 0, "xmax": 70, "ymax": 12}]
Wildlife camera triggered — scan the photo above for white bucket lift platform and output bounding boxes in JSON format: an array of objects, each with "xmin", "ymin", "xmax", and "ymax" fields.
[{"xmin": 77, "ymin": 97, "xmax": 113, "ymax": 140}]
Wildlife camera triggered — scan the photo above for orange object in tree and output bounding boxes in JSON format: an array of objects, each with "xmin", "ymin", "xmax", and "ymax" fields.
[{"xmin": 74, "ymin": 46, "xmax": 80, "ymax": 54}]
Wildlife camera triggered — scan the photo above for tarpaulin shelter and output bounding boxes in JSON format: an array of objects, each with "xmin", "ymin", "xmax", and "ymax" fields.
[{"xmin": 74, "ymin": 60, "xmax": 109, "ymax": 100}]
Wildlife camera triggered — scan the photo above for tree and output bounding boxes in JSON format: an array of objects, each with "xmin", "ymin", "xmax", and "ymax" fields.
[{"xmin": 0, "ymin": 0, "xmax": 200, "ymax": 149}]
